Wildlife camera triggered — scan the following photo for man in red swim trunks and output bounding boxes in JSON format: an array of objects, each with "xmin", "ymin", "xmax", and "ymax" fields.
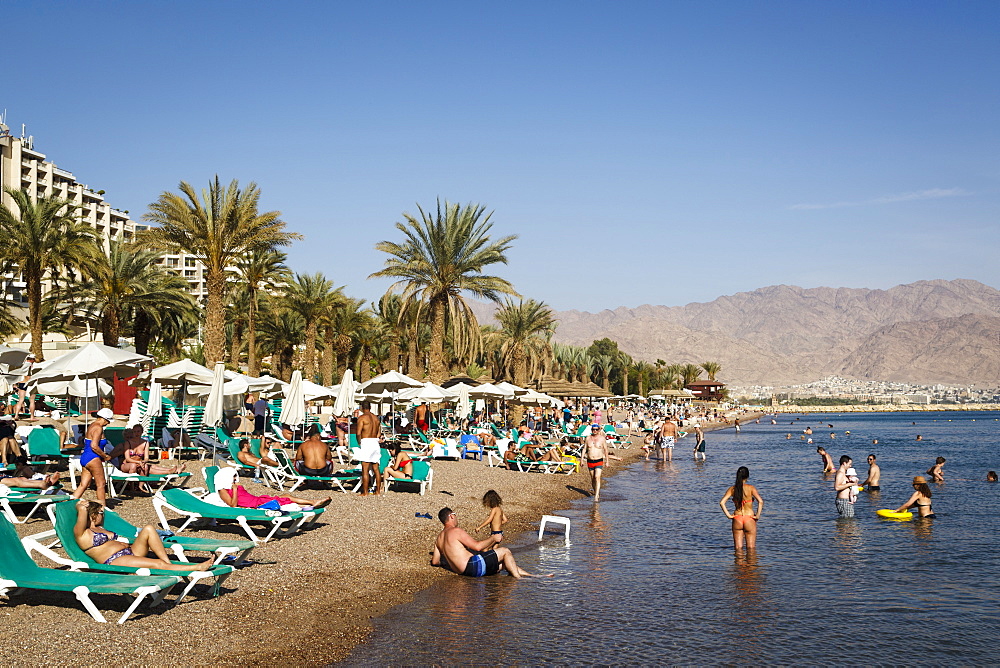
[
  {"xmin": 582, "ymin": 424, "xmax": 621, "ymax": 501},
  {"xmin": 413, "ymin": 401, "xmax": 430, "ymax": 434},
  {"xmin": 431, "ymin": 507, "xmax": 533, "ymax": 578}
]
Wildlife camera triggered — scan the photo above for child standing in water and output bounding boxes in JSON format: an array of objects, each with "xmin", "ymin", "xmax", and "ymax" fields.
[{"xmin": 476, "ymin": 489, "xmax": 507, "ymax": 542}]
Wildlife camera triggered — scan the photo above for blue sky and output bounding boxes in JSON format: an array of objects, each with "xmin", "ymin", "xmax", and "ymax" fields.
[{"xmin": 3, "ymin": 1, "xmax": 998, "ymax": 311}]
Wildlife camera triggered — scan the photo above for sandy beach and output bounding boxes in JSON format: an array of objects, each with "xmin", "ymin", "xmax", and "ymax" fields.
[{"xmin": 4, "ymin": 415, "xmax": 748, "ymax": 666}]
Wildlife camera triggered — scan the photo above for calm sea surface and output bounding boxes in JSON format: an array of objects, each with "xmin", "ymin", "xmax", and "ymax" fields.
[{"xmin": 342, "ymin": 411, "xmax": 1000, "ymax": 665}]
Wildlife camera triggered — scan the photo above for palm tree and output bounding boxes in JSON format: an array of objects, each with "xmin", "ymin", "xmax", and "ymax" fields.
[
  {"xmin": 235, "ymin": 248, "xmax": 289, "ymax": 375},
  {"xmin": 369, "ymin": 199, "xmax": 518, "ymax": 383},
  {"xmin": 283, "ymin": 272, "xmax": 342, "ymax": 381},
  {"xmin": 66, "ymin": 241, "xmax": 198, "ymax": 348},
  {"xmin": 616, "ymin": 351, "xmax": 633, "ymax": 395},
  {"xmin": 141, "ymin": 177, "xmax": 301, "ymax": 367},
  {"xmin": 493, "ymin": 299, "xmax": 555, "ymax": 386},
  {"xmin": 322, "ymin": 297, "xmax": 369, "ymax": 381},
  {"xmin": 632, "ymin": 361, "xmax": 653, "ymax": 397},
  {"xmin": 0, "ymin": 188, "xmax": 99, "ymax": 358},
  {"xmin": 680, "ymin": 363, "xmax": 703, "ymax": 387},
  {"xmin": 593, "ymin": 354, "xmax": 614, "ymax": 390},
  {"xmin": 373, "ymin": 292, "xmax": 405, "ymax": 374},
  {"xmin": 701, "ymin": 361, "xmax": 722, "ymax": 381},
  {"xmin": 256, "ymin": 305, "xmax": 304, "ymax": 381}
]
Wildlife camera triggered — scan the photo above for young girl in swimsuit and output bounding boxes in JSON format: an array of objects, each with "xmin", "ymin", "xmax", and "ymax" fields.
[
  {"xmin": 896, "ymin": 475, "xmax": 936, "ymax": 518},
  {"xmin": 719, "ymin": 466, "xmax": 764, "ymax": 550},
  {"xmin": 73, "ymin": 499, "xmax": 211, "ymax": 571},
  {"xmin": 476, "ymin": 489, "xmax": 507, "ymax": 542}
]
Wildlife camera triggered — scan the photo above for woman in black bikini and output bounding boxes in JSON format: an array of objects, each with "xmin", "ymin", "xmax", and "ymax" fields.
[
  {"xmin": 895, "ymin": 475, "xmax": 936, "ymax": 519},
  {"xmin": 72, "ymin": 499, "xmax": 210, "ymax": 570}
]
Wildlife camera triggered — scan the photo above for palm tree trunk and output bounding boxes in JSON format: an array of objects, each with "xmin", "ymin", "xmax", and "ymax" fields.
[
  {"xmin": 621, "ymin": 368, "xmax": 629, "ymax": 395},
  {"xmin": 321, "ymin": 327, "xmax": 334, "ymax": 386},
  {"xmin": 510, "ymin": 347, "xmax": 526, "ymax": 426},
  {"xmin": 407, "ymin": 337, "xmax": 419, "ymax": 377},
  {"xmin": 134, "ymin": 311, "xmax": 151, "ymax": 356},
  {"xmin": 101, "ymin": 308, "xmax": 121, "ymax": 348},
  {"xmin": 388, "ymin": 341, "xmax": 401, "ymax": 373},
  {"xmin": 428, "ymin": 294, "xmax": 447, "ymax": 383},
  {"xmin": 601, "ymin": 370, "xmax": 610, "ymax": 390},
  {"xmin": 204, "ymin": 268, "xmax": 226, "ymax": 367},
  {"xmin": 27, "ymin": 270, "xmax": 44, "ymax": 360},
  {"xmin": 230, "ymin": 323, "xmax": 243, "ymax": 368},
  {"xmin": 304, "ymin": 322, "xmax": 317, "ymax": 380},
  {"xmin": 247, "ymin": 295, "xmax": 259, "ymax": 376}
]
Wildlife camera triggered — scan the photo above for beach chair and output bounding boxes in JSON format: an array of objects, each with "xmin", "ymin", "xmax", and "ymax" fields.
[
  {"xmin": 152, "ymin": 487, "xmax": 324, "ymax": 544},
  {"xmin": 269, "ymin": 447, "xmax": 360, "ymax": 494},
  {"xmin": 25, "ymin": 427, "xmax": 68, "ymax": 467},
  {"xmin": 22, "ymin": 502, "xmax": 234, "ymax": 603},
  {"xmin": 430, "ymin": 437, "xmax": 460, "ymax": 460},
  {"xmin": 0, "ymin": 488, "xmax": 72, "ymax": 524},
  {"xmin": 459, "ymin": 434, "xmax": 483, "ymax": 460},
  {"xmin": 0, "ymin": 514, "xmax": 180, "ymax": 624},
  {"xmin": 67, "ymin": 458, "xmax": 191, "ymax": 499},
  {"xmin": 101, "ymin": 507, "xmax": 255, "ymax": 566},
  {"xmin": 383, "ymin": 460, "xmax": 433, "ymax": 496}
]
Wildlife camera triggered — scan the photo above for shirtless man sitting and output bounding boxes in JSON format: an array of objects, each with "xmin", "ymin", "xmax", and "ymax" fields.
[
  {"xmin": 294, "ymin": 425, "xmax": 334, "ymax": 476},
  {"xmin": 431, "ymin": 507, "xmax": 534, "ymax": 578}
]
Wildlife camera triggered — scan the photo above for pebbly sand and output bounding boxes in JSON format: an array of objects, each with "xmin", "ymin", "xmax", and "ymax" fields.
[{"xmin": 3, "ymin": 415, "xmax": 747, "ymax": 666}]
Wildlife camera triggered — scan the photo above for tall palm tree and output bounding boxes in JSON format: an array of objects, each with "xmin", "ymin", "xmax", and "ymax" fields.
[
  {"xmin": 369, "ymin": 199, "xmax": 518, "ymax": 383},
  {"xmin": 593, "ymin": 354, "xmax": 614, "ymax": 390},
  {"xmin": 616, "ymin": 351, "xmax": 633, "ymax": 395},
  {"xmin": 0, "ymin": 188, "xmax": 99, "ymax": 358},
  {"xmin": 141, "ymin": 177, "xmax": 300, "ymax": 366},
  {"xmin": 283, "ymin": 272, "xmax": 342, "ymax": 381},
  {"xmin": 374, "ymin": 292, "xmax": 405, "ymax": 374},
  {"xmin": 632, "ymin": 361, "xmax": 653, "ymax": 397},
  {"xmin": 256, "ymin": 305, "xmax": 304, "ymax": 381},
  {"xmin": 66, "ymin": 241, "xmax": 198, "ymax": 348},
  {"xmin": 322, "ymin": 297, "xmax": 369, "ymax": 381},
  {"xmin": 680, "ymin": 363, "xmax": 703, "ymax": 387},
  {"xmin": 701, "ymin": 361, "xmax": 722, "ymax": 381},
  {"xmin": 235, "ymin": 248, "xmax": 289, "ymax": 375},
  {"xmin": 493, "ymin": 299, "xmax": 555, "ymax": 386}
]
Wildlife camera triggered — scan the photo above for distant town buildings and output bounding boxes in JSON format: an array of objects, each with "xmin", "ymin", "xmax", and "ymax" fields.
[{"xmin": 735, "ymin": 375, "xmax": 1000, "ymax": 405}]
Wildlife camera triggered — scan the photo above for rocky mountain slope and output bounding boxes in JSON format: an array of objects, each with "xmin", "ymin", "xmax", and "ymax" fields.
[{"xmin": 523, "ymin": 279, "xmax": 1000, "ymax": 385}]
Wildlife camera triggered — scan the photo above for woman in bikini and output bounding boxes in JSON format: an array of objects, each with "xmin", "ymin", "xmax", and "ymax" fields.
[
  {"xmin": 72, "ymin": 499, "xmax": 211, "ymax": 571},
  {"xmin": 119, "ymin": 425, "xmax": 186, "ymax": 476},
  {"xmin": 719, "ymin": 466, "xmax": 764, "ymax": 550},
  {"xmin": 383, "ymin": 442, "xmax": 414, "ymax": 479},
  {"xmin": 895, "ymin": 475, "xmax": 936, "ymax": 518}
]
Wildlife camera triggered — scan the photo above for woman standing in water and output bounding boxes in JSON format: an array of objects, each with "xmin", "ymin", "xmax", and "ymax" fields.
[
  {"xmin": 719, "ymin": 466, "xmax": 764, "ymax": 550},
  {"xmin": 895, "ymin": 476, "xmax": 936, "ymax": 519}
]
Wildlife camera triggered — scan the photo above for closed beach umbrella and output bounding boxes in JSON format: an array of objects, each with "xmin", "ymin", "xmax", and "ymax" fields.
[
  {"xmin": 456, "ymin": 384, "xmax": 471, "ymax": 420},
  {"xmin": 147, "ymin": 381, "xmax": 163, "ymax": 418},
  {"xmin": 333, "ymin": 369, "xmax": 356, "ymax": 417},
  {"xmin": 203, "ymin": 363, "xmax": 226, "ymax": 428},
  {"xmin": 279, "ymin": 369, "xmax": 306, "ymax": 430}
]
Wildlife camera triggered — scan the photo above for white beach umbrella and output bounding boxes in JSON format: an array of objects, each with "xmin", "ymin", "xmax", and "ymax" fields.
[
  {"xmin": 455, "ymin": 383, "xmax": 471, "ymax": 420},
  {"xmin": 279, "ymin": 369, "xmax": 306, "ymax": 429},
  {"xmin": 300, "ymin": 379, "xmax": 336, "ymax": 402},
  {"xmin": 203, "ymin": 363, "xmax": 227, "ymax": 428},
  {"xmin": 0, "ymin": 375, "xmax": 10, "ymax": 396},
  {"xmin": 398, "ymin": 382, "xmax": 452, "ymax": 403},
  {"xmin": 141, "ymin": 358, "xmax": 215, "ymax": 386},
  {"xmin": 359, "ymin": 370, "xmax": 423, "ymax": 395},
  {"xmin": 185, "ymin": 376, "xmax": 250, "ymax": 397},
  {"xmin": 32, "ymin": 376, "xmax": 113, "ymax": 398},
  {"xmin": 0, "ymin": 345, "xmax": 32, "ymax": 374},
  {"xmin": 468, "ymin": 383, "xmax": 509, "ymax": 399},
  {"xmin": 29, "ymin": 342, "xmax": 150, "ymax": 384},
  {"xmin": 332, "ymin": 369, "xmax": 356, "ymax": 417},
  {"xmin": 495, "ymin": 381, "xmax": 529, "ymax": 396}
]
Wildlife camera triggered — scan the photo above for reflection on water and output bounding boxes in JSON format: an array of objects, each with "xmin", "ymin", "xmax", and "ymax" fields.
[{"xmin": 342, "ymin": 411, "xmax": 1000, "ymax": 666}]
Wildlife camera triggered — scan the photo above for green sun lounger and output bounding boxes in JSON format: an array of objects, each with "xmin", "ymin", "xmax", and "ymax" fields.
[
  {"xmin": 270, "ymin": 447, "xmax": 360, "ymax": 493},
  {"xmin": 383, "ymin": 460, "xmax": 434, "ymax": 495},
  {"xmin": 0, "ymin": 514, "xmax": 180, "ymax": 624},
  {"xmin": 99, "ymin": 507, "xmax": 255, "ymax": 566},
  {"xmin": 153, "ymin": 487, "xmax": 324, "ymax": 544},
  {"xmin": 21, "ymin": 503, "xmax": 233, "ymax": 603},
  {"xmin": 0, "ymin": 490, "xmax": 72, "ymax": 524}
]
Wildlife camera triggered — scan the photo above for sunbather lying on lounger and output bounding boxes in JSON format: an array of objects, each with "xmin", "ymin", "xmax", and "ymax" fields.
[
  {"xmin": 73, "ymin": 499, "xmax": 211, "ymax": 571},
  {"xmin": 214, "ymin": 467, "xmax": 331, "ymax": 510},
  {"xmin": 0, "ymin": 455, "xmax": 60, "ymax": 490},
  {"xmin": 237, "ymin": 437, "xmax": 278, "ymax": 469}
]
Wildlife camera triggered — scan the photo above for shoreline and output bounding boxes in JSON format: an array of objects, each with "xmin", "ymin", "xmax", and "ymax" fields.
[
  {"xmin": 771, "ymin": 404, "xmax": 1000, "ymax": 413},
  {"xmin": 4, "ymin": 414, "xmax": 752, "ymax": 667}
]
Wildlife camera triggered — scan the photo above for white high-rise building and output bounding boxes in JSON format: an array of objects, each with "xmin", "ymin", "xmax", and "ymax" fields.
[{"xmin": 0, "ymin": 116, "xmax": 136, "ymax": 303}]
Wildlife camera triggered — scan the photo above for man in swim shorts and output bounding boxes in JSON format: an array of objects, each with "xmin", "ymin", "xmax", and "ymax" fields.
[
  {"xmin": 431, "ymin": 507, "xmax": 532, "ymax": 578},
  {"xmin": 862, "ymin": 453, "xmax": 881, "ymax": 492},
  {"xmin": 659, "ymin": 418, "xmax": 678, "ymax": 461},
  {"xmin": 583, "ymin": 424, "xmax": 620, "ymax": 501},
  {"xmin": 356, "ymin": 401, "xmax": 382, "ymax": 496},
  {"xmin": 834, "ymin": 455, "xmax": 856, "ymax": 518},
  {"xmin": 294, "ymin": 424, "xmax": 334, "ymax": 476}
]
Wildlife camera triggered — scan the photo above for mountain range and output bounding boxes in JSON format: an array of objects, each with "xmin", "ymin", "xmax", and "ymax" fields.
[{"xmin": 477, "ymin": 279, "xmax": 1000, "ymax": 386}]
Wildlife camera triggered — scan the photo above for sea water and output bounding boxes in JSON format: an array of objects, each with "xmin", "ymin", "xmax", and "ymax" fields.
[{"xmin": 342, "ymin": 411, "xmax": 1000, "ymax": 665}]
